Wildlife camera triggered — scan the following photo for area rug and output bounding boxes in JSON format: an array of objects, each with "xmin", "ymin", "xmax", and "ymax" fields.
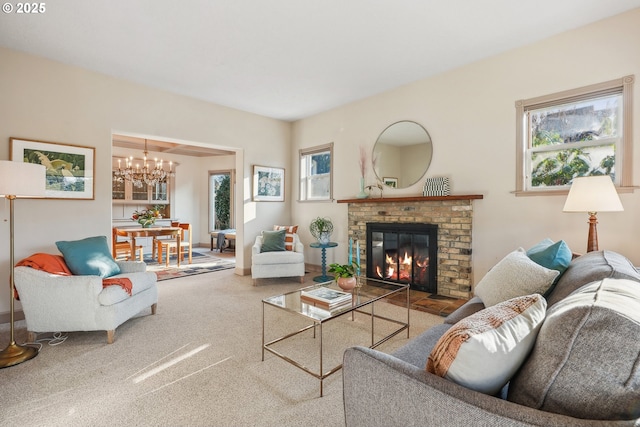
[{"xmin": 142, "ymin": 251, "xmax": 235, "ymax": 281}]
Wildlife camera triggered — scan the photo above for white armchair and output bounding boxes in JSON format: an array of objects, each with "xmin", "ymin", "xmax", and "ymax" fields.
[
  {"xmin": 14, "ymin": 260, "xmax": 158, "ymax": 344},
  {"xmin": 251, "ymin": 233, "xmax": 305, "ymax": 285}
]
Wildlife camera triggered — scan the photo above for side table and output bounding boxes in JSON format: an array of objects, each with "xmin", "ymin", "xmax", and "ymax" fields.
[{"xmin": 309, "ymin": 241, "xmax": 338, "ymax": 282}]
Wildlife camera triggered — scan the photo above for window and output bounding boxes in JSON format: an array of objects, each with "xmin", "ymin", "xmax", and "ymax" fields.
[
  {"xmin": 209, "ymin": 171, "xmax": 233, "ymax": 231},
  {"xmin": 299, "ymin": 143, "xmax": 333, "ymax": 201},
  {"xmin": 515, "ymin": 75, "xmax": 634, "ymax": 194}
]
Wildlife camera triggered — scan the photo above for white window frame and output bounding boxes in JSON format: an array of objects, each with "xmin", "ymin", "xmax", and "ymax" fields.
[
  {"xmin": 299, "ymin": 142, "xmax": 333, "ymax": 202},
  {"xmin": 515, "ymin": 75, "xmax": 634, "ymax": 195}
]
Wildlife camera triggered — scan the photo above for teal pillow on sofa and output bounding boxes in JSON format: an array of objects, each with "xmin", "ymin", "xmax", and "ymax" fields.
[
  {"xmin": 56, "ymin": 235, "xmax": 121, "ymax": 278},
  {"xmin": 260, "ymin": 229, "xmax": 286, "ymax": 253},
  {"xmin": 526, "ymin": 239, "xmax": 572, "ymax": 275}
]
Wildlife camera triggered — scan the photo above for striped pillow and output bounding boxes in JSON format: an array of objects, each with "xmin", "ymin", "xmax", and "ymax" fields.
[
  {"xmin": 274, "ymin": 225, "xmax": 298, "ymax": 251},
  {"xmin": 427, "ymin": 294, "xmax": 546, "ymax": 395}
]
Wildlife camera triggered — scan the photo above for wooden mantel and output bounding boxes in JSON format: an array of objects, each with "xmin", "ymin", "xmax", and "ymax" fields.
[{"xmin": 337, "ymin": 194, "xmax": 483, "ymax": 204}]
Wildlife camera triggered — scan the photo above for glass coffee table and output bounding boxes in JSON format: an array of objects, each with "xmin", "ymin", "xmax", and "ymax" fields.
[{"xmin": 262, "ymin": 277, "xmax": 409, "ymax": 396}]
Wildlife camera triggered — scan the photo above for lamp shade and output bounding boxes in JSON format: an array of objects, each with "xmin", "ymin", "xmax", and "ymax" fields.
[
  {"xmin": 0, "ymin": 161, "xmax": 46, "ymax": 198},
  {"xmin": 563, "ymin": 175, "xmax": 623, "ymax": 213}
]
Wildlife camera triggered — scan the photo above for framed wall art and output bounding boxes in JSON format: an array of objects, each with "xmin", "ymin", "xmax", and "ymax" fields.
[
  {"xmin": 252, "ymin": 165, "xmax": 284, "ymax": 202},
  {"xmin": 383, "ymin": 177, "xmax": 398, "ymax": 188},
  {"xmin": 10, "ymin": 137, "xmax": 95, "ymax": 199}
]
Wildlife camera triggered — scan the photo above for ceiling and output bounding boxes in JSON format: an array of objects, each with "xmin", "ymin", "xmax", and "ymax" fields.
[
  {"xmin": 112, "ymin": 134, "xmax": 235, "ymax": 157},
  {"xmin": 1, "ymin": 1, "xmax": 639, "ymax": 124}
]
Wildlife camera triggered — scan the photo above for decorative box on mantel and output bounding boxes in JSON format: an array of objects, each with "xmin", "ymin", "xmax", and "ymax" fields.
[{"xmin": 337, "ymin": 195, "xmax": 483, "ymax": 299}]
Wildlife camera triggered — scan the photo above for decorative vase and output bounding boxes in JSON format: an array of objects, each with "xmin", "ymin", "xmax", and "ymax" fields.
[
  {"xmin": 356, "ymin": 177, "xmax": 368, "ymax": 199},
  {"xmin": 318, "ymin": 232, "xmax": 331, "ymax": 245},
  {"xmin": 337, "ymin": 277, "xmax": 357, "ymax": 291},
  {"xmin": 139, "ymin": 218, "xmax": 155, "ymax": 228}
]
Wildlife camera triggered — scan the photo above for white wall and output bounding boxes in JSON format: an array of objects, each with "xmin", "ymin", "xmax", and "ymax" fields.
[
  {"xmin": 0, "ymin": 46, "xmax": 291, "ymax": 314},
  {"xmin": 292, "ymin": 9, "xmax": 640, "ymax": 283}
]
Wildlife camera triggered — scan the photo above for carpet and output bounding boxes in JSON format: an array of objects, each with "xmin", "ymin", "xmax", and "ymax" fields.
[
  {"xmin": 0, "ymin": 269, "xmax": 444, "ymax": 427},
  {"xmin": 142, "ymin": 251, "xmax": 235, "ymax": 281}
]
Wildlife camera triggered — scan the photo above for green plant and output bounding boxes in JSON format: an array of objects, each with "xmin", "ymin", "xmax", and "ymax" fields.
[
  {"xmin": 309, "ymin": 217, "xmax": 334, "ymax": 240},
  {"xmin": 132, "ymin": 208, "xmax": 160, "ymax": 227},
  {"xmin": 152, "ymin": 204, "xmax": 165, "ymax": 216},
  {"xmin": 328, "ymin": 261, "xmax": 359, "ymax": 279},
  {"xmin": 214, "ymin": 175, "xmax": 231, "ymax": 229}
]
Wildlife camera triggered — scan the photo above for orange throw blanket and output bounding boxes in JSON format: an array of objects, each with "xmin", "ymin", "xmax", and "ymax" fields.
[
  {"xmin": 16, "ymin": 253, "xmax": 72, "ymax": 276},
  {"xmin": 14, "ymin": 253, "xmax": 133, "ymax": 299},
  {"xmin": 101, "ymin": 277, "xmax": 133, "ymax": 296}
]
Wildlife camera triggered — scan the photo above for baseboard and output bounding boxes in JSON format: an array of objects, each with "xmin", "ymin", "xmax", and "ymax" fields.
[
  {"xmin": 0, "ymin": 309, "xmax": 25, "ymax": 325},
  {"xmin": 305, "ymin": 263, "xmax": 321, "ymax": 272}
]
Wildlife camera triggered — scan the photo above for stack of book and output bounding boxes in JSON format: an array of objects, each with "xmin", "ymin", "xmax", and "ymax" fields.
[{"xmin": 300, "ymin": 287, "xmax": 352, "ymax": 309}]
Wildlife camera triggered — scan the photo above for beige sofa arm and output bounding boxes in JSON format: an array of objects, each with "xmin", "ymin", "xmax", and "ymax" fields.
[
  {"xmin": 14, "ymin": 267, "xmax": 105, "ymax": 332},
  {"xmin": 252, "ymin": 235, "xmax": 263, "ymax": 256}
]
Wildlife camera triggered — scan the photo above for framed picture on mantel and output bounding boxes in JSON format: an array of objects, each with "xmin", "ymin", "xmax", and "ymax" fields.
[
  {"xmin": 10, "ymin": 137, "xmax": 95, "ymax": 200},
  {"xmin": 383, "ymin": 177, "xmax": 398, "ymax": 188}
]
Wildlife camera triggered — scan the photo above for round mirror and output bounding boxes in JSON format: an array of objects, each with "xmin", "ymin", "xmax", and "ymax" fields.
[{"xmin": 372, "ymin": 121, "xmax": 433, "ymax": 189}]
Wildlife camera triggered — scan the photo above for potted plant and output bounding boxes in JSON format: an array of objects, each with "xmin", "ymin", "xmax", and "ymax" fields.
[
  {"xmin": 328, "ymin": 261, "xmax": 359, "ymax": 290},
  {"xmin": 132, "ymin": 208, "xmax": 159, "ymax": 228},
  {"xmin": 309, "ymin": 217, "xmax": 334, "ymax": 244}
]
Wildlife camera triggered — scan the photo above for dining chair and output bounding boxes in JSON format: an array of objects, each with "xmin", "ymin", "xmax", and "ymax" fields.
[
  {"xmin": 156, "ymin": 223, "xmax": 192, "ymax": 266},
  {"xmin": 152, "ymin": 221, "xmax": 180, "ymax": 259},
  {"xmin": 112, "ymin": 227, "xmax": 144, "ymax": 261}
]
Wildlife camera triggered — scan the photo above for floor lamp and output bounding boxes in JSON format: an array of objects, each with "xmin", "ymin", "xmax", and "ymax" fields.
[
  {"xmin": 563, "ymin": 175, "xmax": 623, "ymax": 253},
  {"xmin": 0, "ymin": 160, "xmax": 45, "ymax": 368}
]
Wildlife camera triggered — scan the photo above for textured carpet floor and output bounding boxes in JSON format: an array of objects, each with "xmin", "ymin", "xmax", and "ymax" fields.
[{"xmin": 0, "ymin": 269, "xmax": 443, "ymax": 427}]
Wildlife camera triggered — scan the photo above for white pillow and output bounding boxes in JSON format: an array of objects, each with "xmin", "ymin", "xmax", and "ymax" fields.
[
  {"xmin": 427, "ymin": 294, "xmax": 547, "ymax": 395},
  {"xmin": 474, "ymin": 248, "xmax": 559, "ymax": 306}
]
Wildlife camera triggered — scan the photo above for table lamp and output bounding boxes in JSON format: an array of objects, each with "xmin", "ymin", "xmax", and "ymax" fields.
[
  {"xmin": 0, "ymin": 160, "xmax": 45, "ymax": 368},
  {"xmin": 563, "ymin": 175, "xmax": 623, "ymax": 253}
]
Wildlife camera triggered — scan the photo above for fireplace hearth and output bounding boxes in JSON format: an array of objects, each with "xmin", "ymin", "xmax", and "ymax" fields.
[{"xmin": 366, "ymin": 222, "xmax": 437, "ymax": 293}]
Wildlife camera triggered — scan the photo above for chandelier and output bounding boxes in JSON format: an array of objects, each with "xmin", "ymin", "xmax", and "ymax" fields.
[{"xmin": 113, "ymin": 139, "xmax": 175, "ymax": 188}]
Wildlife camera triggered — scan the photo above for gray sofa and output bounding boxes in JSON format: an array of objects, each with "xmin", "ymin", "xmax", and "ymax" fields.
[{"xmin": 343, "ymin": 250, "xmax": 640, "ymax": 426}]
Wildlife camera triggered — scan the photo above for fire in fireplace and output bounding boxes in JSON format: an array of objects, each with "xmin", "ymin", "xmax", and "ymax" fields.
[{"xmin": 366, "ymin": 222, "xmax": 438, "ymax": 293}]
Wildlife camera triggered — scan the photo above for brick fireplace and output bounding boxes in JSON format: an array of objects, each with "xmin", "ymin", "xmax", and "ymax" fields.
[{"xmin": 338, "ymin": 195, "xmax": 483, "ymax": 299}]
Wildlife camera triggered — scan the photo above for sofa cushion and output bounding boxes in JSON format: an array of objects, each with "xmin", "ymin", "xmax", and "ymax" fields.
[
  {"xmin": 508, "ymin": 278, "xmax": 640, "ymax": 420},
  {"xmin": 546, "ymin": 250, "xmax": 640, "ymax": 308},
  {"xmin": 474, "ymin": 248, "xmax": 558, "ymax": 306},
  {"xmin": 56, "ymin": 235, "xmax": 121, "ymax": 278},
  {"xmin": 526, "ymin": 239, "xmax": 572, "ymax": 277},
  {"xmin": 273, "ymin": 225, "xmax": 298, "ymax": 251},
  {"xmin": 427, "ymin": 294, "xmax": 546, "ymax": 395},
  {"xmin": 98, "ymin": 271, "xmax": 157, "ymax": 306},
  {"xmin": 392, "ymin": 323, "xmax": 453, "ymax": 368},
  {"xmin": 253, "ymin": 250, "xmax": 305, "ymax": 265},
  {"xmin": 443, "ymin": 296, "xmax": 485, "ymax": 325},
  {"xmin": 260, "ymin": 229, "xmax": 286, "ymax": 252}
]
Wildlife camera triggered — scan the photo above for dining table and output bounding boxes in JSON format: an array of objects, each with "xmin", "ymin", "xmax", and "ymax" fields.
[{"xmin": 115, "ymin": 226, "xmax": 182, "ymax": 266}]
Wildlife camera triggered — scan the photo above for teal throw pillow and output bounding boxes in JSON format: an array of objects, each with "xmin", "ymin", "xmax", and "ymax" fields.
[
  {"xmin": 526, "ymin": 239, "xmax": 572, "ymax": 275},
  {"xmin": 56, "ymin": 235, "xmax": 121, "ymax": 278},
  {"xmin": 526, "ymin": 238, "xmax": 554, "ymax": 254},
  {"xmin": 260, "ymin": 229, "xmax": 286, "ymax": 253}
]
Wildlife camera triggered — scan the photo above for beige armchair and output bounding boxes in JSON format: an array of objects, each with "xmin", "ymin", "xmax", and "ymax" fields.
[
  {"xmin": 15, "ymin": 260, "xmax": 157, "ymax": 344},
  {"xmin": 251, "ymin": 233, "xmax": 305, "ymax": 285}
]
